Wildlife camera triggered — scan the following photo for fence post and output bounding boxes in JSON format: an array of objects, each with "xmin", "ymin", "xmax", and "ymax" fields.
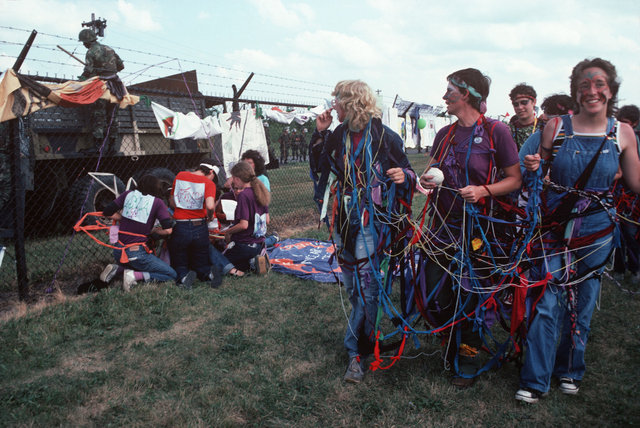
[{"xmin": 10, "ymin": 118, "xmax": 29, "ymax": 300}]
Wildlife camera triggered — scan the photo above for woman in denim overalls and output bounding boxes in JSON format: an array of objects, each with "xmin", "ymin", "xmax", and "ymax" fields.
[{"xmin": 517, "ymin": 58, "xmax": 640, "ymax": 403}]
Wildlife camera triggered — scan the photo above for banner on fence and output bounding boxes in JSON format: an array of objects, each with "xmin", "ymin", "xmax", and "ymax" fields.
[{"xmin": 151, "ymin": 101, "xmax": 223, "ymax": 140}]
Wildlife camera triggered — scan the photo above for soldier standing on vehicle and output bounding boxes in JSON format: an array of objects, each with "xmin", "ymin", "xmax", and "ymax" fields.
[{"xmin": 78, "ymin": 28, "xmax": 125, "ymax": 154}]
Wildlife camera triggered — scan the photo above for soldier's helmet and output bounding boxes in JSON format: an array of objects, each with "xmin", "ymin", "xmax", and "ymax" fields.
[{"xmin": 78, "ymin": 29, "xmax": 97, "ymax": 43}]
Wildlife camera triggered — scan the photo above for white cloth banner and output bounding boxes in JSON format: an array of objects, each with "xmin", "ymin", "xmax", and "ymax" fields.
[
  {"xmin": 219, "ymin": 109, "xmax": 270, "ymax": 175},
  {"xmin": 262, "ymin": 106, "xmax": 320, "ymax": 125},
  {"xmin": 151, "ymin": 101, "xmax": 222, "ymax": 139}
]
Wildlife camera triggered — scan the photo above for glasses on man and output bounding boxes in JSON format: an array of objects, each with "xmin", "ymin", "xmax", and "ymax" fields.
[{"xmin": 512, "ymin": 99, "xmax": 531, "ymax": 108}]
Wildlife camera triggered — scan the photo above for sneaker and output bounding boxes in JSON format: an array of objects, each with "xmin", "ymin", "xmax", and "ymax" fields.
[
  {"xmin": 558, "ymin": 377, "xmax": 580, "ymax": 395},
  {"xmin": 254, "ymin": 254, "xmax": 270, "ymax": 275},
  {"xmin": 343, "ymin": 357, "xmax": 364, "ymax": 384},
  {"xmin": 515, "ymin": 387, "xmax": 548, "ymax": 404},
  {"xmin": 178, "ymin": 271, "xmax": 196, "ymax": 290},
  {"xmin": 100, "ymin": 264, "xmax": 119, "ymax": 283},
  {"xmin": 122, "ymin": 269, "xmax": 136, "ymax": 292},
  {"xmin": 210, "ymin": 264, "xmax": 223, "ymax": 289}
]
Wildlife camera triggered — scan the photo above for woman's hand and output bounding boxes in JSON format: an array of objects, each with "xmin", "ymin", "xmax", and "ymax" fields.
[
  {"xmin": 458, "ymin": 185, "xmax": 487, "ymax": 203},
  {"xmin": 315, "ymin": 109, "xmax": 333, "ymax": 132},
  {"xmin": 523, "ymin": 153, "xmax": 541, "ymax": 172},
  {"xmin": 419, "ymin": 173, "xmax": 437, "ymax": 190},
  {"xmin": 386, "ymin": 167, "xmax": 405, "ymax": 184}
]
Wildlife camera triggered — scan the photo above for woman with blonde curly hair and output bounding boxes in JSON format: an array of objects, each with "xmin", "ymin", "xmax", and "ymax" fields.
[
  {"xmin": 222, "ymin": 161, "xmax": 271, "ymax": 273},
  {"xmin": 310, "ymin": 80, "xmax": 416, "ymax": 383}
]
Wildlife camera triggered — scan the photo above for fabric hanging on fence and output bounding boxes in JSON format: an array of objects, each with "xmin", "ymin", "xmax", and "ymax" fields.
[
  {"xmin": 262, "ymin": 106, "xmax": 317, "ymax": 125},
  {"xmin": 0, "ymin": 68, "xmax": 139, "ymax": 123},
  {"xmin": 151, "ymin": 101, "xmax": 223, "ymax": 140},
  {"xmin": 267, "ymin": 238, "xmax": 343, "ymax": 282},
  {"xmin": 219, "ymin": 109, "xmax": 269, "ymax": 175}
]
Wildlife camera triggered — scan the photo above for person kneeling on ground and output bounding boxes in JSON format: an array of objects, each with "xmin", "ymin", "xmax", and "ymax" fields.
[
  {"xmin": 101, "ymin": 174, "xmax": 177, "ymax": 291},
  {"xmin": 222, "ymin": 161, "xmax": 271, "ymax": 273}
]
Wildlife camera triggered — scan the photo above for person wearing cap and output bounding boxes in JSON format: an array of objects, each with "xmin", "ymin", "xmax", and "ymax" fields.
[{"xmin": 169, "ymin": 159, "xmax": 220, "ymax": 288}]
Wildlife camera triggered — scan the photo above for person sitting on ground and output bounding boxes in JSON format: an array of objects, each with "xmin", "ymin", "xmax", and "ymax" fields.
[
  {"xmin": 100, "ymin": 174, "xmax": 176, "ymax": 291},
  {"xmin": 222, "ymin": 161, "xmax": 271, "ymax": 273}
]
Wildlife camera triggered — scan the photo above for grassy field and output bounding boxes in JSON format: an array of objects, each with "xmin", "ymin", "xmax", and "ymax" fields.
[
  {"xmin": 1, "ymin": 223, "xmax": 639, "ymax": 426},
  {"xmin": 2, "ymin": 151, "xmax": 639, "ymax": 425}
]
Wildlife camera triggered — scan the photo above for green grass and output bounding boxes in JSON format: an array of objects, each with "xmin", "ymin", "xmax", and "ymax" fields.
[
  {"xmin": 1, "ymin": 232, "xmax": 639, "ymax": 426},
  {"xmin": 2, "ymin": 150, "xmax": 638, "ymax": 424}
]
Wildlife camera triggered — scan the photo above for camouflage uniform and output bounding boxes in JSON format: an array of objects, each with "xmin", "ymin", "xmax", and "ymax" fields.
[
  {"xmin": 279, "ymin": 129, "xmax": 289, "ymax": 164},
  {"xmin": 80, "ymin": 30, "xmax": 124, "ymax": 152}
]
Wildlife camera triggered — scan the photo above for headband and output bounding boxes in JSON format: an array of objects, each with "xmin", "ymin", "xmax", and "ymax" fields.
[
  {"xmin": 450, "ymin": 78, "xmax": 482, "ymax": 100},
  {"xmin": 200, "ymin": 163, "xmax": 220, "ymax": 176}
]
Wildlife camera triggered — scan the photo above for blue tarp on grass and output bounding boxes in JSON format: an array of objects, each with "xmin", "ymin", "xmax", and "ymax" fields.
[{"xmin": 267, "ymin": 238, "xmax": 342, "ymax": 282}]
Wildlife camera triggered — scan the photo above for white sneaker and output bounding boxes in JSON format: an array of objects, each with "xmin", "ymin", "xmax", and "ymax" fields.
[
  {"xmin": 558, "ymin": 377, "xmax": 580, "ymax": 395},
  {"xmin": 123, "ymin": 269, "xmax": 137, "ymax": 292},
  {"xmin": 515, "ymin": 388, "xmax": 547, "ymax": 403},
  {"xmin": 100, "ymin": 264, "xmax": 119, "ymax": 283}
]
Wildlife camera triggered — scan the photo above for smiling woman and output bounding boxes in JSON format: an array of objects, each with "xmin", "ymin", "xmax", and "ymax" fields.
[{"xmin": 517, "ymin": 58, "xmax": 640, "ymax": 403}]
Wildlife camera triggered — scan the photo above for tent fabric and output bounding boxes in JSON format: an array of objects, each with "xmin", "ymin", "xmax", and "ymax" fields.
[
  {"xmin": 0, "ymin": 68, "xmax": 139, "ymax": 123},
  {"xmin": 267, "ymin": 238, "xmax": 343, "ymax": 282}
]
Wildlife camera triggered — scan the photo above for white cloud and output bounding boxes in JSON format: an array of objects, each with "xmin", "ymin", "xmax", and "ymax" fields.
[
  {"xmin": 117, "ymin": 0, "xmax": 161, "ymax": 32},
  {"xmin": 197, "ymin": 11, "xmax": 211, "ymax": 20},
  {"xmin": 249, "ymin": 0, "xmax": 312, "ymax": 29}
]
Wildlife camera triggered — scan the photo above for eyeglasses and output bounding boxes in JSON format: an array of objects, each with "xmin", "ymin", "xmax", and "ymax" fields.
[
  {"xmin": 331, "ymin": 98, "xmax": 338, "ymax": 108},
  {"xmin": 512, "ymin": 99, "xmax": 531, "ymax": 108}
]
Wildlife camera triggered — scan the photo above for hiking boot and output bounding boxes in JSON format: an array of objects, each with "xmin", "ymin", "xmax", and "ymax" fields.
[
  {"xmin": 558, "ymin": 377, "xmax": 580, "ymax": 395},
  {"xmin": 210, "ymin": 264, "xmax": 223, "ymax": 289},
  {"xmin": 343, "ymin": 357, "xmax": 364, "ymax": 384},
  {"xmin": 515, "ymin": 387, "xmax": 548, "ymax": 404},
  {"xmin": 122, "ymin": 269, "xmax": 136, "ymax": 292},
  {"xmin": 178, "ymin": 271, "xmax": 196, "ymax": 290},
  {"xmin": 100, "ymin": 264, "xmax": 119, "ymax": 283}
]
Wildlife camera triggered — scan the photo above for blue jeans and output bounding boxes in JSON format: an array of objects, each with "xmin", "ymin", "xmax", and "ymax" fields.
[
  {"xmin": 334, "ymin": 226, "xmax": 379, "ymax": 359},
  {"xmin": 113, "ymin": 244, "xmax": 176, "ymax": 282},
  {"xmin": 209, "ymin": 244, "xmax": 235, "ymax": 275},
  {"xmin": 169, "ymin": 221, "xmax": 211, "ymax": 281},
  {"xmin": 520, "ymin": 231, "xmax": 612, "ymax": 393},
  {"xmin": 225, "ymin": 242, "xmax": 262, "ymax": 272}
]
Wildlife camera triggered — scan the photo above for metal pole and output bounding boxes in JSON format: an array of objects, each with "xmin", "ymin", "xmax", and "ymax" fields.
[
  {"xmin": 9, "ymin": 119, "xmax": 29, "ymax": 300},
  {"xmin": 12, "ymin": 30, "xmax": 37, "ymax": 73}
]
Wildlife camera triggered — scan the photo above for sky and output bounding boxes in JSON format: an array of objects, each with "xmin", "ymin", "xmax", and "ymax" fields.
[{"xmin": 1, "ymin": 0, "xmax": 640, "ymax": 118}]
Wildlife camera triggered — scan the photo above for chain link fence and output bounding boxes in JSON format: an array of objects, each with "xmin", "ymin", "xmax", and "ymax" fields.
[{"xmin": 0, "ymin": 81, "xmax": 319, "ymax": 294}]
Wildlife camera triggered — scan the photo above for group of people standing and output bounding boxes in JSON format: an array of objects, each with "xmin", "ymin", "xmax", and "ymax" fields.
[
  {"xmin": 278, "ymin": 127, "xmax": 309, "ymax": 164},
  {"xmin": 100, "ymin": 150, "xmax": 272, "ymax": 291},
  {"xmin": 308, "ymin": 57, "xmax": 640, "ymax": 404}
]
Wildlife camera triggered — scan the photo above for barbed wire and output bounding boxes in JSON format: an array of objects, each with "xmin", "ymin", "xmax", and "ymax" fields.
[{"xmin": 0, "ymin": 24, "xmax": 333, "ymax": 92}]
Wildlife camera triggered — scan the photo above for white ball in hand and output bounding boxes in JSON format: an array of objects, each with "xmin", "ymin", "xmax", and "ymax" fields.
[{"xmin": 426, "ymin": 167, "xmax": 444, "ymax": 185}]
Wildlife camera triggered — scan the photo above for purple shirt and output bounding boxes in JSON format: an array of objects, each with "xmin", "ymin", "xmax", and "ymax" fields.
[
  {"xmin": 232, "ymin": 187, "xmax": 268, "ymax": 245},
  {"xmin": 430, "ymin": 119, "xmax": 519, "ymax": 215},
  {"xmin": 113, "ymin": 190, "xmax": 172, "ymax": 245}
]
